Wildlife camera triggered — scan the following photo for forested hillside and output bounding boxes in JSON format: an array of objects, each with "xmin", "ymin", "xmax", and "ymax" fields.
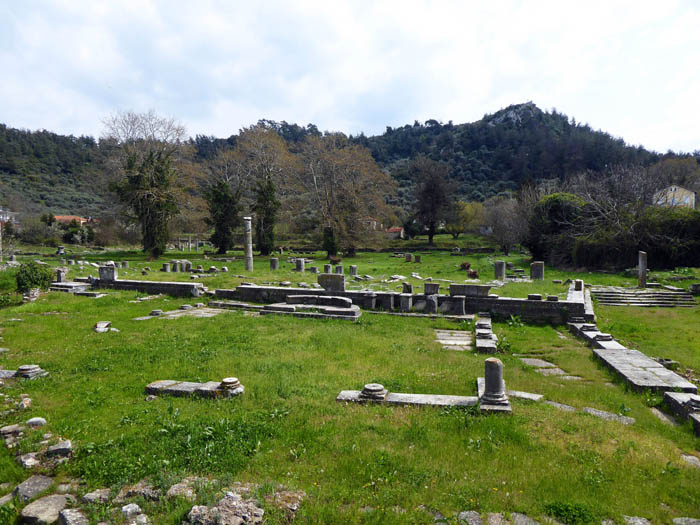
[
  {"xmin": 0, "ymin": 103, "xmax": 666, "ymax": 215},
  {"xmin": 0, "ymin": 124, "xmax": 108, "ymax": 215},
  {"xmin": 353, "ymin": 102, "xmax": 661, "ymax": 203}
]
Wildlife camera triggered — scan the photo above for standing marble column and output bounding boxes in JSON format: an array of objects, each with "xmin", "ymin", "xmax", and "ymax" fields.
[{"xmin": 244, "ymin": 216, "xmax": 253, "ymax": 272}]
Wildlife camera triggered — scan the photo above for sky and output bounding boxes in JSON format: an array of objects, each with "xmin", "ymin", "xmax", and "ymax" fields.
[{"xmin": 1, "ymin": 1, "xmax": 699, "ymax": 153}]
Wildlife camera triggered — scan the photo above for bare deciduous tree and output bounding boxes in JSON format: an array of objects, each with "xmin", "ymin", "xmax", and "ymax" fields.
[{"xmin": 102, "ymin": 110, "xmax": 186, "ymax": 257}]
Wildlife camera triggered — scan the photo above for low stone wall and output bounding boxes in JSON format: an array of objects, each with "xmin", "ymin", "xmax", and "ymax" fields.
[
  {"xmin": 217, "ymin": 283, "xmax": 587, "ymax": 323},
  {"xmin": 463, "ymin": 296, "xmax": 585, "ymax": 324},
  {"xmin": 93, "ymin": 279, "xmax": 204, "ymax": 297}
]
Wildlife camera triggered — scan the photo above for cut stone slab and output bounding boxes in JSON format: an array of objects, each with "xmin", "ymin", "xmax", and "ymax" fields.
[
  {"xmin": 672, "ymin": 519, "xmax": 700, "ymax": 525},
  {"xmin": 146, "ymin": 379, "xmax": 244, "ymax": 399},
  {"xmin": 47, "ymin": 439, "xmax": 72, "ymax": 457},
  {"xmin": 337, "ymin": 390, "xmax": 478, "ymax": 408},
  {"xmin": 13, "ymin": 474, "xmax": 53, "ymax": 501},
  {"xmin": 93, "ymin": 321, "xmax": 111, "ymax": 333},
  {"xmin": 185, "ymin": 490, "xmax": 264, "ymax": 524},
  {"xmin": 582, "ymin": 407, "xmax": 635, "ymax": 425},
  {"xmin": 520, "ymin": 358, "xmax": 556, "ymax": 368},
  {"xmin": 545, "ymin": 400, "xmax": 576, "ymax": 412},
  {"xmin": 21, "ymin": 494, "xmax": 68, "ymax": 524},
  {"xmin": 537, "ymin": 367, "xmax": 567, "ymax": 376}
]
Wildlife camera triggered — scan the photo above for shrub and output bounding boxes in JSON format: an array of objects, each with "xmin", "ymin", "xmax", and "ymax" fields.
[
  {"xmin": 544, "ymin": 501, "xmax": 598, "ymax": 524},
  {"xmin": 16, "ymin": 262, "xmax": 54, "ymax": 293}
]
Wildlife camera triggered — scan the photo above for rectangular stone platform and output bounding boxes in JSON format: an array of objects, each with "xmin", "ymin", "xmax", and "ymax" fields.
[
  {"xmin": 336, "ymin": 390, "xmax": 478, "ymax": 407},
  {"xmin": 49, "ymin": 281, "xmax": 90, "ymax": 293},
  {"xmin": 592, "ymin": 348, "xmax": 696, "ymax": 393},
  {"xmin": 569, "ymin": 322, "xmax": 697, "ymax": 393},
  {"xmin": 146, "ymin": 379, "xmax": 243, "ymax": 398}
]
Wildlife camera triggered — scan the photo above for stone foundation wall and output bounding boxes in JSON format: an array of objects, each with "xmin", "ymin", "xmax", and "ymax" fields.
[
  {"xmin": 93, "ymin": 279, "xmax": 204, "ymax": 297},
  {"xmin": 217, "ymin": 284, "xmax": 586, "ymax": 323}
]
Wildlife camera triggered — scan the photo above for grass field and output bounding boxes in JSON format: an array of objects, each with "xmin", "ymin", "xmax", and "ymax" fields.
[{"xmin": 0, "ymin": 242, "xmax": 699, "ymax": 523}]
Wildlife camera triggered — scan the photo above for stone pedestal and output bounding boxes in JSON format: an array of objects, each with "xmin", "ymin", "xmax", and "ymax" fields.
[
  {"xmin": 574, "ymin": 279, "xmax": 584, "ymax": 291},
  {"xmin": 335, "ymin": 265, "xmax": 344, "ymax": 274},
  {"xmin": 295, "ymin": 258, "xmax": 305, "ymax": 273},
  {"xmin": 414, "ymin": 255, "xmax": 421, "ymax": 263},
  {"xmin": 494, "ymin": 261, "xmax": 506, "ymax": 280},
  {"xmin": 323, "ymin": 264, "xmax": 332, "ymax": 273},
  {"xmin": 405, "ymin": 253, "xmax": 412, "ymax": 262},
  {"xmin": 530, "ymin": 261, "xmax": 544, "ymax": 280},
  {"xmin": 309, "ymin": 266, "xmax": 319, "ymax": 274},
  {"xmin": 424, "ymin": 282, "xmax": 440, "ymax": 295},
  {"xmin": 244, "ymin": 216, "xmax": 253, "ymax": 272},
  {"xmin": 638, "ymin": 250, "xmax": 647, "ymax": 289},
  {"xmin": 349, "ymin": 265, "xmax": 358, "ymax": 276},
  {"xmin": 98, "ymin": 266, "xmax": 118, "ymax": 281},
  {"xmin": 402, "ymin": 282, "xmax": 413, "ymax": 294},
  {"xmin": 270, "ymin": 258, "xmax": 279, "ymax": 270},
  {"xmin": 318, "ymin": 273, "xmax": 346, "ymax": 292},
  {"xmin": 161, "ymin": 263, "xmax": 170, "ymax": 273},
  {"xmin": 481, "ymin": 358, "xmax": 510, "ymax": 413},
  {"xmin": 400, "ymin": 293, "xmax": 413, "ymax": 312},
  {"xmin": 425, "ymin": 295, "xmax": 438, "ymax": 314},
  {"xmin": 122, "ymin": 261, "xmax": 129, "ymax": 268},
  {"xmin": 359, "ymin": 383, "xmax": 387, "ymax": 401}
]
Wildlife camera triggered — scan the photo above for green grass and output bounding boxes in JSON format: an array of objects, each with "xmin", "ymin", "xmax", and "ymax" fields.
[
  {"xmin": 1, "ymin": 241, "xmax": 699, "ymax": 522},
  {"xmin": 0, "ymin": 283, "xmax": 698, "ymax": 523}
]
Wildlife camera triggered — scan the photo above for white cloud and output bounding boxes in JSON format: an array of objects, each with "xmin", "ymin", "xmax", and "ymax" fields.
[{"xmin": 0, "ymin": 0, "xmax": 698, "ymax": 152}]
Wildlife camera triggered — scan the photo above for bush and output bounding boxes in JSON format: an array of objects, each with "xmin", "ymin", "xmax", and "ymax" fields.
[
  {"xmin": 16, "ymin": 262, "xmax": 54, "ymax": 293},
  {"xmin": 544, "ymin": 501, "xmax": 598, "ymax": 524}
]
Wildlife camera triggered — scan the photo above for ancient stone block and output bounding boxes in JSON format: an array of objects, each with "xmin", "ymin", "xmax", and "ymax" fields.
[
  {"xmin": 494, "ymin": 260, "xmax": 506, "ymax": 280},
  {"xmin": 425, "ymin": 294, "xmax": 438, "ymax": 314},
  {"xmin": 449, "ymin": 284, "xmax": 491, "ymax": 296},
  {"xmin": 400, "ymin": 293, "xmax": 412, "ymax": 312},
  {"xmin": 424, "ymin": 282, "xmax": 440, "ymax": 295},
  {"xmin": 318, "ymin": 273, "xmax": 345, "ymax": 292},
  {"xmin": 530, "ymin": 261, "xmax": 544, "ymax": 280},
  {"xmin": 99, "ymin": 265, "xmax": 118, "ymax": 281}
]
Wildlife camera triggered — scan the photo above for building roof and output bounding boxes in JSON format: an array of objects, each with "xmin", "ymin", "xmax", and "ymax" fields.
[
  {"xmin": 386, "ymin": 226, "xmax": 404, "ymax": 232},
  {"xmin": 54, "ymin": 215, "xmax": 88, "ymax": 224}
]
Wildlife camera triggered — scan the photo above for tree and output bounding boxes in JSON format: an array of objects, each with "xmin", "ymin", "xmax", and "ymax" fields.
[
  {"xmin": 203, "ymin": 150, "xmax": 246, "ymax": 254},
  {"xmin": 103, "ymin": 110, "xmax": 186, "ymax": 258},
  {"xmin": 484, "ymin": 196, "xmax": 525, "ymax": 255},
  {"xmin": 235, "ymin": 123, "xmax": 295, "ymax": 255},
  {"xmin": 298, "ymin": 134, "xmax": 396, "ymax": 256},
  {"xmin": 444, "ymin": 201, "xmax": 484, "ymax": 239},
  {"xmin": 412, "ymin": 157, "xmax": 454, "ymax": 245}
]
